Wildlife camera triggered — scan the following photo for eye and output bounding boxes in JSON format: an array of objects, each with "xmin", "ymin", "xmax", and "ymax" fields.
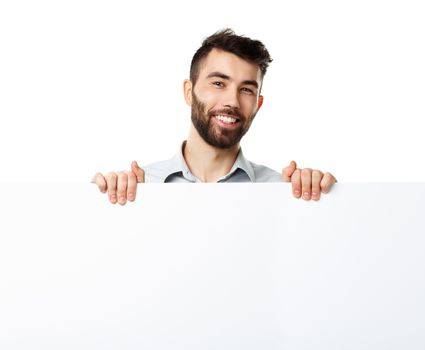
[
  {"xmin": 241, "ymin": 87, "xmax": 254, "ymax": 94},
  {"xmin": 212, "ymin": 81, "xmax": 224, "ymax": 87}
]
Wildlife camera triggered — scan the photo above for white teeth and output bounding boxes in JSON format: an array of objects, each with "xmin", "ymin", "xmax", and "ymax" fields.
[{"xmin": 215, "ymin": 115, "xmax": 237, "ymax": 124}]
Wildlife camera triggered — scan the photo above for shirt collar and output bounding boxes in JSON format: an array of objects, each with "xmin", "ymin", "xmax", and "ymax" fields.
[
  {"xmin": 162, "ymin": 141, "xmax": 256, "ymax": 183},
  {"xmin": 162, "ymin": 141, "xmax": 192, "ymax": 182},
  {"xmin": 228, "ymin": 147, "xmax": 256, "ymax": 182}
]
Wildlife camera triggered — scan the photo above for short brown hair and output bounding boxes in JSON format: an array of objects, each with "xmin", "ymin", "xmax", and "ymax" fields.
[{"xmin": 189, "ymin": 28, "xmax": 273, "ymax": 85}]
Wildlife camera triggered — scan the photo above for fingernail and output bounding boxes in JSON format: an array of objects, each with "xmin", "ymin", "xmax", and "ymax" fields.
[
  {"xmin": 303, "ymin": 192, "xmax": 310, "ymax": 198},
  {"xmin": 119, "ymin": 196, "xmax": 125, "ymax": 202},
  {"xmin": 111, "ymin": 195, "xmax": 116, "ymax": 201},
  {"xmin": 128, "ymin": 193, "xmax": 134, "ymax": 200}
]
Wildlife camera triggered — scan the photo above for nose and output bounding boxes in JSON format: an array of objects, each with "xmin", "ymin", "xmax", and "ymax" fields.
[{"xmin": 222, "ymin": 87, "xmax": 240, "ymax": 110}]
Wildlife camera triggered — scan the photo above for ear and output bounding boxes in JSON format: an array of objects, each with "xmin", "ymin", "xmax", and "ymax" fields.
[
  {"xmin": 257, "ymin": 95, "xmax": 264, "ymax": 110},
  {"xmin": 183, "ymin": 79, "xmax": 193, "ymax": 106}
]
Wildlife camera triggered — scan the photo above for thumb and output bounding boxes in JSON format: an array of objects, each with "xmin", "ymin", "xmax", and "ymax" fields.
[
  {"xmin": 282, "ymin": 160, "xmax": 297, "ymax": 182},
  {"xmin": 131, "ymin": 160, "xmax": 145, "ymax": 183}
]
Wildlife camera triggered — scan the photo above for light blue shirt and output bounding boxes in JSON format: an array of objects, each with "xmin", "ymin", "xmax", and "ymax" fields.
[{"xmin": 142, "ymin": 142, "xmax": 283, "ymax": 183}]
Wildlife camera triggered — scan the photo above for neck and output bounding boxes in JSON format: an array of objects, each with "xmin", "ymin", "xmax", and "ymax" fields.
[{"xmin": 183, "ymin": 124, "xmax": 240, "ymax": 182}]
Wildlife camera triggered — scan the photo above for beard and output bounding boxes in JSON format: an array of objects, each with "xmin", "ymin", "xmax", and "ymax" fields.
[{"xmin": 190, "ymin": 92, "xmax": 256, "ymax": 149}]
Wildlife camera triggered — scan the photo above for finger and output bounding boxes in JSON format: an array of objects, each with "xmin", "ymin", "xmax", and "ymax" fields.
[
  {"xmin": 91, "ymin": 172, "xmax": 107, "ymax": 193},
  {"xmin": 131, "ymin": 161, "xmax": 145, "ymax": 183},
  {"xmin": 301, "ymin": 168, "xmax": 313, "ymax": 201},
  {"xmin": 282, "ymin": 160, "xmax": 297, "ymax": 182},
  {"xmin": 105, "ymin": 172, "xmax": 118, "ymax": 204},
  {"xmin": 291, "ymin": 168, "xmax": 301, "ymax": 198},
  {"xmin": 126, "ymin": 171, "xmax": 137, "ymax": 202},
  {"xmin": 116, "ymin": 172, "xmax": 129, "ymax": 205},
  {"xmin": 311, "ymin": 170, "xmax": 324, "ymax": 201},
  {"xmin": 320, "ymin": 172, "xmax": 337, "ymax": 193}
]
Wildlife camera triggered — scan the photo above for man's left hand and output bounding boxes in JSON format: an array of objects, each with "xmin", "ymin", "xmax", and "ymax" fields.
[{"xmin": 282, "ymin": 161, "xmax": 337, "ymax": 201}]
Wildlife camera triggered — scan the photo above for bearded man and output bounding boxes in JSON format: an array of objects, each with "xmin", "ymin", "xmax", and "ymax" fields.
[{"xmin": 92, "ymin": 29, "xmax": 337, "ymax": 204}]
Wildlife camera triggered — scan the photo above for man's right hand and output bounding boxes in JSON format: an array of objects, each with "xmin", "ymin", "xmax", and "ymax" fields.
[{"xmin": 91, "ymin": 161, "xmax": 145, "ymax": 205}]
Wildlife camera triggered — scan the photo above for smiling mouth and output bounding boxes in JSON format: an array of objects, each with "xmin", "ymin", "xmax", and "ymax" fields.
[{"xmin": 212, "ymin": 114, "xmax": 240, "ymax": 125}]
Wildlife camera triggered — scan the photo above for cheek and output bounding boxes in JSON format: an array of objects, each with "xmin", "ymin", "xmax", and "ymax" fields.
[
  {"xmin": 241, "ymin": 96, "xmax": 259, "ymax": 116},
  {"xmin": 196, "ymin": 88, "xmax": 218, "ymax": 105},
  {"xmin": 195, "ymin": 90, "xmax": 220, "ymax": 112}
]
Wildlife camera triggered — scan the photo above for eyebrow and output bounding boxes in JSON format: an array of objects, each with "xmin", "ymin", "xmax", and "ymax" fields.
[{"xmin": 206, "ymin": 71, "xmax": 259, "ymax": 89}]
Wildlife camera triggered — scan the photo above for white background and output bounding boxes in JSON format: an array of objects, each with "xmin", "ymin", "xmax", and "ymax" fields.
[{"xmin": 1, "ymin": 0, "xmax": 424, "ymax": 183}]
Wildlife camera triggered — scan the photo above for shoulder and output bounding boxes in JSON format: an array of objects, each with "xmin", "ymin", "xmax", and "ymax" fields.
[
  {"xmin": 249, "ymin": 161, "xmax": 283, "ymax": 183},
  {"xmin": 141, "ymin": 159, "xmax": 173, "ymax": 183}
]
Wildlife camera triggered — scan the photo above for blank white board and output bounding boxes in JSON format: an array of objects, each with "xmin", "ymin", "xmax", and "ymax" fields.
[{"xmin": 0, "ymin": 183, "xmax": 424, "ymax": 349}]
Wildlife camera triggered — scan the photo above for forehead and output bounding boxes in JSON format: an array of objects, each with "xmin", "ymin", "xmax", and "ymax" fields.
[{"xmin": 197, "ymin": 48, "xmax": 262, "ymax": 83}]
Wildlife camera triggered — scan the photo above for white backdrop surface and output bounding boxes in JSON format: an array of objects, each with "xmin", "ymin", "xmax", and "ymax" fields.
[
  {"xmin": 0, "ymin": 183, "xmax": 424, "ymax": 349},
  {"xmin": 1, "ymin": 0, "xmax": 425, "ymax": 182}
]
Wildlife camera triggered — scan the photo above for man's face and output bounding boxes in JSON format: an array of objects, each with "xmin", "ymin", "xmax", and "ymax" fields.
[{"xmin": 188, "ymin": 49, "xmax": 264, "ymax": 149}]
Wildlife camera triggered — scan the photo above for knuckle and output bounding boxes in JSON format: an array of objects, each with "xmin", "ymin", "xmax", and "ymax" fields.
[
  {"xmin": 118, "ymin": 172, "xmax": 128, "ymax": 180},
  {"xmin": 291, "ymin": 169, "xmax": 300, "ymax": 180},
  {"xmin": 313, "ymin": 169, "xmax": 323, "ymax": 177},
  {"xmin": 127, "ymin": 171, "xmax": 136, "ymax": 181},
  {"xmin": 106, "ymin": 172, "xmax": 117, "ymax": 181},
  {"xmin": 301, "ymin": 168, "xmax": 312, "ymax": 176}
]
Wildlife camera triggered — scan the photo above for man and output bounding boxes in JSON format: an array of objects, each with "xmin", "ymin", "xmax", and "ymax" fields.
[{"xmin": 92, "ymin": 29, "xmax": 337, "ymax": 205}]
